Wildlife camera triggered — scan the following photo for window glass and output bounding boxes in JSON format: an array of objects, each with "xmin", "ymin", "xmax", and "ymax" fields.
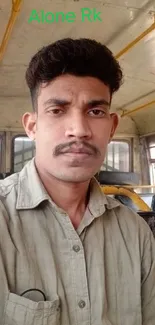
[
  {"xmin": 150, "ymin": 147, "xmax": 155, "ymax": 160},
  {"xmin": 101, "ymin": 141, "xmax": 130, "ymax": 172},
  {"xmin": 13, "ymin": 136, "xmax": 35, "ymax": 173},
  {"xmin": 0, "ymin": 136, "xmax": 2, "ymax": 172},
  {"xmin": 146, "ymin": 135, "xmax": 155, "ymax": 161}
]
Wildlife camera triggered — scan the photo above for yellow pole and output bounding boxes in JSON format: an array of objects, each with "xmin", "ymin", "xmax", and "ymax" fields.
[
  {"xmin": 0, "ymin": 0, "xmax": 22, "ymax": 62},
  {"xmin": 121, "ymin": 100, "xmax": 155, "ymax": 117},
  {"xmin": 117, "ymin": 185, "xmax": 155, "ymax": 189},
  {"xmin": 115, "ymin": 20, "xmax": 155, "ymax": 59}
]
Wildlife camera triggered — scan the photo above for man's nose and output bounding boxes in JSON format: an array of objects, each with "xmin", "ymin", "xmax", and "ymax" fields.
[{"xmin": 65, "ymin": 113, "xmax": 92, "ymax": 139}]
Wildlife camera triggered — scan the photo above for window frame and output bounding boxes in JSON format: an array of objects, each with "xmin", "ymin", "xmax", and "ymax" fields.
[
  {"xmin": 0, "ymin": 132, "xmax": 5, "ymax": 173},
  {"xmin": 145, "ymin": 134, "xmax": 155, "ymax": 192},
  {"xmin": 0, "ymin": 134, "xmax": 2, "ymax": 173},
  {"xmin": 146, "ymin": 135, "xmax": 155, "ymax": 164}
]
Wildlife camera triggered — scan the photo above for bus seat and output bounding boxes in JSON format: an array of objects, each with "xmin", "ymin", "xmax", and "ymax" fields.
[
  {"xmin": 138, "ymin": 211, "xmax": 155, "ymax": 237},
  {"xmin": 114, "ymin": 195, "xmax": 138, "ymax": 212},
  {"xmin": 138, "ymin": 193, "xmax": 154, "ymax": 209},
  {"xmin": 114, "ymin": 195, "xmax": 155, "ymax": 236},
  {"xmin": 96, "ymin": 171, "xmax": 140, "ymax": 186},
  {"xmin": 0, "ymin": 172, "xmax": 11, "ymax": 179},
  {"xmin": 151, "ymin": 195, "xmax": 155, "ymax": 212}
]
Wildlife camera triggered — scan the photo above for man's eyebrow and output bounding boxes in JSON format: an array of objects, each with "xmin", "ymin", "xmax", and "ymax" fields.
[
  {"xmin": 87, "ymin": 99, "xmax": 110, "ymax": 108},
  {"xmin": 43, "ymin": 98, "xmax": 71, "ymax": 107},
  {"xmin": 43, "ymin": 98, "xmax": 110, "ymax": 108}
]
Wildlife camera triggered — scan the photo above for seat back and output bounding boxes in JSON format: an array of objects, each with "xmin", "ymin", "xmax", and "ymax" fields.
[
  {"xmin": 138, "ymin": 211, "xmax": 155, "ymax": 237},
  {"xmin": 151, "ymin": 195, "xmax": 155, "ymax": 212},
  {"xmin": 114, "ymin": 195, "xmax": 138, "ymax": 211},
  {"xmin": 0, "ymin": 172, "xmax": 12, "ymax": 179}
]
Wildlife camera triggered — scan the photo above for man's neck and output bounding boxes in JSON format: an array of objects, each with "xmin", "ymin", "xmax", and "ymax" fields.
[{"xmin": 35, "ymin": 164, "xmax": 91, "ymax": 228}]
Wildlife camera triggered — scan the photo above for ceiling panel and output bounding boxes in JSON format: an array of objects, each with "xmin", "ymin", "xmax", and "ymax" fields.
[
  {"xmin": 106, "ymin": 0, "xmax": 151, "ymax": 9},
  {"xmin": 0, "ymin": 0, "xmax": 155, "ymax": 135},
  {"xmin": 0, "ymin": 0, "xmax": 140, "ymax": 65},
  {"xmin": 128, "ymin": 104, "xmax": 155, "ymax": 135},
  {"xmin": 0, "ymin": 66, "xmax": 28, "ymax": 97}
]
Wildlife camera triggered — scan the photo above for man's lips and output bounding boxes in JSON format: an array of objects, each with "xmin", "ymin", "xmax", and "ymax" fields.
[{"xmin": 61, "ymin": 148, "xmax": 93, "ymax": 155}]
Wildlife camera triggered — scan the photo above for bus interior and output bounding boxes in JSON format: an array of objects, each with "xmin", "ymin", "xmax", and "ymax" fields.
[{"xmin": 0, "ymin": 0, "xmax": 155, "ymax": 235}]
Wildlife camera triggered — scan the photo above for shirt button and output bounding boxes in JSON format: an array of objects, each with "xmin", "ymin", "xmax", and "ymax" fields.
[
  {"xmin": 78, "ymin": 300, "xmax": 86, "ymax": 308},
  {"xmin": 72, "ymin": 245, "xmax": 80, "ymax": 252}
]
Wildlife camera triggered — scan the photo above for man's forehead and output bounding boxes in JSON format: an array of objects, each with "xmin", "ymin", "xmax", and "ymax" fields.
[{"xmin": 38, "ymin": 75, "xmax": 110, "ymax": 102}]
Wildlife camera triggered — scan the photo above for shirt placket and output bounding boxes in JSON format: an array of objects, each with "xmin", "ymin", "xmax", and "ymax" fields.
[{"xmin": 60, "ymin": 213, "xmax": 91, "ymax": 325}]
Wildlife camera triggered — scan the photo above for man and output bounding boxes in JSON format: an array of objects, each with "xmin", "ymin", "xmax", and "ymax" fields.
[{"xmin": 0, "ymin": 38, "xmax": 155, "ymax": 325}]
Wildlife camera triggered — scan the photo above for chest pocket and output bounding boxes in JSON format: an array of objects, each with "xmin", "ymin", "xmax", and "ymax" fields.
[{"xmin": 3, "ymin": 293, "xmax": 60, "ymax": 325}]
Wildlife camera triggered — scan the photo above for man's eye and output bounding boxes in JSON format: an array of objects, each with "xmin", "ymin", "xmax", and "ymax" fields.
[
  {"xmin": 88, "ymin": 109, "xmax": 106, "ymax": 116},
  {"xmin": 48, "ymin": 108, "xmax": 63, "ymax": 115}
]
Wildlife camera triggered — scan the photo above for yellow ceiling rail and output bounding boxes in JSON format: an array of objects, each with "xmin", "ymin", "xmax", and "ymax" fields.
[
  {"xmin": 115, "ymin": 184, "xmax": 155, "ymax": 189},
  {"xmin": 0, "ymin": 0, "xmax": 22, "ymax": 62},
  {"xmin": 120, "ymin": 100, "xmax": 155, "ymax": 117},
  {"xmin": 115, "ymin": 17, "xmax": 155, "ymax": 59}
]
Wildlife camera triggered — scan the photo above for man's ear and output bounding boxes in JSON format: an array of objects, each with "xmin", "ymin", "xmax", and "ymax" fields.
[
  {"xmin": 22, "ymin": 112, "xmax": 37, "ymax": 140},
  {"xmin": 109, "ymin": 113, "xmax": 119, "ymax": 143}
]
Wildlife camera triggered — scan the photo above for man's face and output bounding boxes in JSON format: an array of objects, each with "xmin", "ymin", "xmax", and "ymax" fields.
[{"xmin": 23, "ymin": 74, "xmax": 118, "ymax": 182}]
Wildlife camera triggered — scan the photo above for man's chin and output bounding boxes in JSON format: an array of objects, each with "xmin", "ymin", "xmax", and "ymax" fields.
[{"xmin": 54, "ymin": 171, "xmax": 94, "ymax": 183}]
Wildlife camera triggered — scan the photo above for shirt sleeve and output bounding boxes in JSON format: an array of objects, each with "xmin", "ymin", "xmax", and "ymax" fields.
[
  {"xmin": 0, "ymin": 202, "xmax": 16, "ymax": 319},
  {"xmin": 141, "ymin": 224, "xmax": 155, "ymax": 325}
]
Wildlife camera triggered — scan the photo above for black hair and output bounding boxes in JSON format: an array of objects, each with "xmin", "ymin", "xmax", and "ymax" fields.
[{"xmin": 25, "ymin": 38, "xmax": 123, "ymax": 110}]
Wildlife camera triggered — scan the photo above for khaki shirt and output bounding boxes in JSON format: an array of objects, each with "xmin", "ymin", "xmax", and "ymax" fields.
[{"xmin": 0, "ymin": 158, "xmax": 155, "ymax": 325}]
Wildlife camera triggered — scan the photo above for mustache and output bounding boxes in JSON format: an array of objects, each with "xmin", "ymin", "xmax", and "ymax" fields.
[{"xmin": 53, "ymin": 141, "xmax": 100, "ymax": 156}]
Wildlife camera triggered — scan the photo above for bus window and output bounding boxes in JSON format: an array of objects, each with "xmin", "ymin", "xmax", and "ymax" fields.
[
  {"xmin": 0, "ymin": 135, "xmax": 2, "ymax": 173},
  {"xmin": 12, "ymin": 136, "xmax": 35, "ymax": 173},
  {"xmin": 146, "ymin": 135, "xmax": 155, "ymax": 192},
  {"xmin": 101, "ymin": 140, "xmax": 131, "ymax": 172}
]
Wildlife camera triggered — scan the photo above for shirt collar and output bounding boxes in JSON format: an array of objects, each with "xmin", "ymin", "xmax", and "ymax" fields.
[
  {"xmin": 16, "ymin": 158, "xmax": 49, "ymax": 209},
  {"xmin": 16, "ymin": 158, "xmax": 120, "ymax": 213},
  {"xmin": 87, "ymin": 176, "xmax": 120, "ymax": 217}
]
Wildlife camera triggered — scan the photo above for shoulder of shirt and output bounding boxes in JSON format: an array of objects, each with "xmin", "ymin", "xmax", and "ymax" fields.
[
  {"xmin": 0, "ymin": 172, "xmax": 19, "ymax": 198},
  {"xmin": 0, "ymin": 173, "xmax": 20, "ymax": 220},
  {"xmin": 104, "ymin": 194, "xmax": 152, "ymax": 237},
  {"xmin": 105, "ymin": 194, "xmax": 139, "ymax": 219},
  {"xmin": 0, "ymin": 171, "xmax": 152, "ymax": 238}
]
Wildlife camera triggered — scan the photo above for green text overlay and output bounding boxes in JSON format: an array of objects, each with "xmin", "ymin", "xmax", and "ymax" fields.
[{"xmin": 28, "ymin": 8, "xmax": 102, "ymax": 23}]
